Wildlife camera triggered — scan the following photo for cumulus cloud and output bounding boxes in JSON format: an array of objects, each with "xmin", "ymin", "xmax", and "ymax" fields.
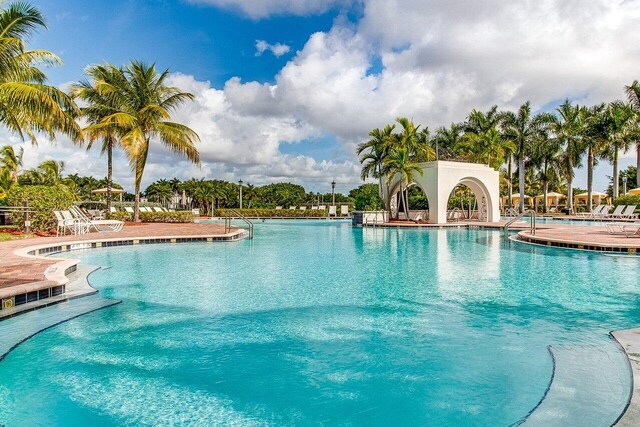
[
  {"xmin": 16, "ymin": 0, "xmax": 640, "ymax": 191},
  {"xmin": 255, "ymin": 40, "xmax": 291, "ymax": 57},
  {"xmin": 186, "ymin": 0, "xmax": 350, "ymax": 19}
]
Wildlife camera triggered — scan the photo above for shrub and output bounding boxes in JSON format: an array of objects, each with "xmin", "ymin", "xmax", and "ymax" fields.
[
  {"xmin": 613, "ymin": 195, "xmax": 640, "ymax": 211},
  {"xmin": 214, "ymin": 208, "xmax": 328, "ymax": 218},
  {"xmin": 5, "ymin": 185, "xmax": 76, "ymax": 232},
  {"xmin": 107, "ymin": 211, "xmax": 194, "ymax": 223}
]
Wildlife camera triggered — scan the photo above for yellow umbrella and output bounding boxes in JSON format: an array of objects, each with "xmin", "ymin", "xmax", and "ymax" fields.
[{"xmin": 628, "ymin": 187, "xmax": 640, "ymax": 195}]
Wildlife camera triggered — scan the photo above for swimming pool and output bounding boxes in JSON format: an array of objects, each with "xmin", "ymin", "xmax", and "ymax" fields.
[{"xmin": 0, "ymin": 221, "xmax": 638, "ymax": 425}]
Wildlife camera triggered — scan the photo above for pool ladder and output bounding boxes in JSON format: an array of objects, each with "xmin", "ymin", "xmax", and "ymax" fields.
[
  {"xmin": 224, "ymin": 209, "xmax": 254, "ymax": 239},
  {"xmin": 503, "ymin": 209, "xmax": 536, "ymax": 238}
]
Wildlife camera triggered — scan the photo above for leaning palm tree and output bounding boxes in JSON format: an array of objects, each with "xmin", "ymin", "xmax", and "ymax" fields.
[
  {"xmin": 88, "ymin": 61, "xmax": 200, "ymax": 221},
  {"xmin": 0, "ymin": 2, "xmax": 81, "ymax": 143},
  {"xmin": 70, "ymin": 64, "xmax": 128, "ymax": 214},
  {"xmin": 500, "ymin": 102, "xmax": 554, "ymax": 212},
  {"xmin": 625, "ymin": 80, "xmax": 640, "ymax": 187},
  {"xmin": 384, "ymin": 147, "xmax": 423, "ymax": 220},
  {"xmin": 0, "ymin": 144, "xmax": 23, "ymax": 181}
]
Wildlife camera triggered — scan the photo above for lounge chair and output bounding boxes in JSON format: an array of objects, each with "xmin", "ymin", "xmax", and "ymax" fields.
[
  {"xmin": 289, "ymin": 206, "xmax": 296, "ymax": 210},
  {"xmin": 275, "ymin": 206, "xmax": 283, "ymax": 210},
  {"xmin": 109, "ymin": 207, "xmax": 117, "ymax": 213},
  {"xmin": 604, "ymin": 205, "xmax": 625, "ymax": 219},
  {"xmin": 153, "ymin": 207, "xmax": 163, "ymax": 212},
  {"xmin": 328, "ymin": 206, "xmax": 337, "ymax": 217},
  {"xmin": 625, "ymin": 224, "xmax": 640, "ymax": 237},
  {"xmin": 53, "ymin": 211, "xmax": 80, "ymax": 236},
  {"xmin": 318, "ymin": 205, "xmax": 326, "ymax": 210},
  {"xmin": 620, "ymin": 205, "xmax": 638, "ymax": 219},
  {"xmin": 340, "ymin": 205, "xmax": 349, "ymax": 216},
  {"xmin": 69, "ymin": 206, "xmax": 124, "ymax": 233},
  {"xmin": 578, "ymin": 205, "xmax": 605, "ymax": 218},
  {"xmin": 299, "ymin": 206, "xmax": 307, "ymax": 211},
  {"xmin": 124, "ymin": 207, "xmax": 134, "ymax": 213}
]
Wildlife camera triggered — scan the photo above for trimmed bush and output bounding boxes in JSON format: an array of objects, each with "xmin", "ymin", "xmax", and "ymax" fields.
[
  {"xmin": 107, "ymin": 211, "xmax": 194, "ymax": 223},
  {"xmin": 613, "ymin": 195, "xmax": 640, "ymax": 212},
  {"xmin": 5, "ymin": 185, "xmax": 76, "ymax": 232},
  {"xmin": 214, "ymin": 208, "xmax": 328, "ymax": 218}
]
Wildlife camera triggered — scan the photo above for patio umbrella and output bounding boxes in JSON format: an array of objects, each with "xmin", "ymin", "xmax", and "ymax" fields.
[
  {"xmin": 627, "ymin": 187, "xmax": 640, "ymax": 195},
  {"xmin": 91, "ymin": 187, "xmax": 124, "ymax": 201},
  {"xmin": 575, "ymin": 191, "xmax": 608, "ymax": 204}
]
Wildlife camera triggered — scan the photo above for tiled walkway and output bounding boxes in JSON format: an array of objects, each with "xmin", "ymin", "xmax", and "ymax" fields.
[
  {"xmin": 518, "ymin": 225, "xmax": 640, "ymax": 251},
  {"xmin": 0, "ymin": 223, "xmax": 237, "ymax": 289}
]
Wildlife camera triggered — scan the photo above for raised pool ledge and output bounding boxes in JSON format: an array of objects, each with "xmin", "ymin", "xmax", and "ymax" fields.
[
  {"xmin": 611, "ymin": 329, "xmax": 640, "ymax": 426},
  {"xmin": 0, "ymin": 223, "xmax": 246, "ymax": 317}
]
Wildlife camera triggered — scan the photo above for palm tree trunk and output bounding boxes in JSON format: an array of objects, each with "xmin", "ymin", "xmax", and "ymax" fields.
[
  {"xmin": 507, "ymin": 155, "xmax": 513, "ymax": 208},
  {"xmin": 518, "ymin": 156, "xmax": 525, "ymax": 212},
  {"xmin": 613, "ymin": 148, "xmax": 620, "ymax": 199},
  {"xmin": 106, "ymin": 139, "xmax": 113, "ymax": 215},
  {"xmin": 543, "ymin": 180, "xmax": 549, "ymax": 214},
  {"xmin": 587, "ymin": 146, "xmax": 594, "ymax": 212},
  {"xmin": 134, "ymin": 176, "xmax": 141, "ymax": 222}
]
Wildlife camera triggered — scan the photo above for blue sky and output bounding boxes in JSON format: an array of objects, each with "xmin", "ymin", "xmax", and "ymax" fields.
[{"xmin": 16, "ymin": 0, "xmax": 640, "ymax": 192}]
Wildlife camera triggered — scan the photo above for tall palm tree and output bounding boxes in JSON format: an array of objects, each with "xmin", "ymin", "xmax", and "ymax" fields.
[
  {"xmin": 0, "ymin": 2, "xmax": 81, "ymax": 143},
  {"xmin": 625, "ymin": 81, "xmax": 640, "ymax": 187},
  {"xmin": 87, "ymin": 61, "xmax": 200, "ymax": 221},
  {"xmin": 531, "ymin": 131, "xmax": 563, "ymax": 213},
  {"xmin": 500, "ymin": 102, "xmax": 554, "ymax": 212},
  {"xmin": 551, "ymin": 100, "xmax": 586, "ymax": 214},
  {"xmin": 384, "ymin": 146, "xmax": 423, "ymax": 220},
  {"xmin": 0, "ymin": 144, "xmax": 23, "ymax": 181},
  {"xmin": 357, "ymin": 124, "xmax": 395, "ymax": 209},
  {"xmin": 581, "ymin": 104, "xmax": 609, "ymax": 211},
  {"xmin": 71, "ymin": 64, "xmax": 128, "ymax": 214},
  {"xmin": 601, "ymin": 101, "xmax": 638, "ymax": 198},
  {"xmin": 455, "ymin": 127, "xmax": 514, "ymax": 170},
  {"xmin": 432, "ymin": 123, "xmax": 462, "ymax": 161}
]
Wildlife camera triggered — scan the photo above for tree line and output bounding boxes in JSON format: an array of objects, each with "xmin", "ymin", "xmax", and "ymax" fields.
[{"xmin": 359, "ymin": 97, "xmax": 640, "ymax": 214}]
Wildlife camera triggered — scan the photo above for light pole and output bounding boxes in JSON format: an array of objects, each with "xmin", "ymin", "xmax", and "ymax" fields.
[
  {"xmin": 238, "ymin": 179, "xmax": 243, "ymax": 209},
  {"xmin": 623, "ymin": 176, "xmax": 628, "ymax": 195},
  {"xmin": 331, "ymin": 180, "xmax": 336, "ymax": 206}
]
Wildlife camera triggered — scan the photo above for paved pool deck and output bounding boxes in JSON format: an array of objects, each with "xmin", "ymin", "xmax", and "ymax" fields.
[{"xmin": 518, "ymin": 225, "xmax": 640, "ymax": 254}]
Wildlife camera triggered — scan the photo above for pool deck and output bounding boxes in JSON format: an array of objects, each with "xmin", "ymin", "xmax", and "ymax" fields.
[
  {"xmin": 517, "ymin": 226, "xmax": 640, "ymax": 254},
  {"xmin": 612, "ymin": 329, "xmax": 640, "ymax": 425},
  {"xmin": 0, "ymin": 222, "xmax": 244, "ymax": 317}
]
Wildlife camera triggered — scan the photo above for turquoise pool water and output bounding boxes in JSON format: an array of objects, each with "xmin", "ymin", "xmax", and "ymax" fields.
[{"xmin": 1, "ymin": 221, "xmax": 639, "ymax": 425}]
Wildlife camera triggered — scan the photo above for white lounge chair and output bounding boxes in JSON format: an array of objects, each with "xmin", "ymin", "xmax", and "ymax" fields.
[
  {"xmin": 340, "ymin": 205, "xmax": 349, "ymax": 216},
  {"xmin": 275, "ymin": 206, "xmax": 283, "ymax": 210},
  {"xmin": 153, "ymin": 207, "xmax": 163, "ymax": 212},
  {"xmin": 109, "ymin": 207, "xmax": 117, "ymax": 213},
  {"xmin": 70, "ymin": 206, "xmax": 124, "ymax": 233},
  {"xmin": 318, "ymin": 205, "xmax": 326, "ymax": 210},
  {"xmin": 299, "ymin": 206, "xmax": 307, "ymax": 211},
  {"xmin": 328, "ymin": 206, "xmax": 337, "ymax": 217},
  {"xmin": 604, "ymin": 205, "xmax": 625, "ymax": 219},
  {"xmin": 289, "ymin": 206, "xmax": 296, "ymax": 210},
  {"xmin": 124, "ymin": 207, "xmax": 134, "ymax": 213},
  {"xmin": 578, "ymin": 204, "xmax": 605, "ymax": 218},
  {"xmin": 620, "ymin": 205, "xmax": 638, "ymax": 219},
  {"xmin": 53, "ymin": 211, "xmax": 80, "ymax": 236}
]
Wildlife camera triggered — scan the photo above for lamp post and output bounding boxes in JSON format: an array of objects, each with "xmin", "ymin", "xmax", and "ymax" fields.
[
  {"xmin": 623, "ymin": 176, "xmax": 628, "ymax": 195},
  {"xmin": 238, "ymin": 179, "xmax": 243, "ymax": 209},
  {"xmin": 331, "ymin": 180, "xmax": 336, "ymax": 206}
]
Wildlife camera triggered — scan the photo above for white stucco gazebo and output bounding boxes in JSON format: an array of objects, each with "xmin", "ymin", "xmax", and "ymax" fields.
[{"xmin": 383, "ymin": 161, "xmax": 500, "ymax": 224}]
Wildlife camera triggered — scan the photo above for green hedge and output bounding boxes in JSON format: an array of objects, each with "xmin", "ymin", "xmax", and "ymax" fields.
[
  {"xmin": 214, "ymin": 208, "xmax": 328, "ymax": 218},
  {"xmin": 613, "ymin": 195, "xmax": 640, "ymax": 211},
  {"xmin": 107, "ymin": 211, "xmax": 194, "ymax": 223},
  {"xmin": 5, "ymin": 185, "xmax": 76, "ymax": 232}
]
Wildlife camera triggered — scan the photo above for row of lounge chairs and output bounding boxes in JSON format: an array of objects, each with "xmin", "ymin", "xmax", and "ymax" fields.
[
  {"xmin": 580, "ymin": 204, "xmax": 638, "ymax": 219},
  {"xmin": 274, "ymin": 205, "xmax": 350, "ymax": 216},
  {"xmin": 605, "ymin": 223, "xmax": 640, "ymax": 237},
  {"xmin": 54, "ymin": 207, "xmax": 124, "ymax": 236}
]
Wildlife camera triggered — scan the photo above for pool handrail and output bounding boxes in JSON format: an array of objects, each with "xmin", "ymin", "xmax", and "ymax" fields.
[
  {"xmin": 223, "ymin": 208, "xmax": 254, "ymax": 239},
  {"xmin": 504, "ymin": 209, "xmax": 536, "ymax": 237}
]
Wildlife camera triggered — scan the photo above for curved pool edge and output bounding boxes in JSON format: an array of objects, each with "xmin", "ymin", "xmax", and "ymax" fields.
[{"xmin": 611, "ymin": 329, "xmax": 640, "ymax": 426}]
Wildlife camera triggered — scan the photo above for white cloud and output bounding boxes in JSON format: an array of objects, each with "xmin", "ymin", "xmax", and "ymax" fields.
[
  {"xmin": 255, "ymin": 40, "xmax": 291, "ymax": 57},
  {"xmin": 186, "ymin": 0, "xmax": 349, "ymax": 19}
]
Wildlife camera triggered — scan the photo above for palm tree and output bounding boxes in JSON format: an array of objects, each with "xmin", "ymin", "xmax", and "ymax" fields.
[
  {"xmin": 625, "ymin": 81, "xmax": 640, "ymax": 187},
  {"xmin": 0, "ymin": 2, "xmax": 81, "ymax": 143},
  {"xmin": 581, "ymin": 104, "xmax": 609, "ymax": 211},
  {"xmin": 0, "ymin": 144, "xmax": 23, "ymax": 181},
  {"xmin": 432, "ymin": 123, "xmax": 463, "ymax": 161},
  {"xmin": 357, "ymin": 124, "xmax": 395, "ymax": 209},
  {"xmin": 551, "ymin": 100, "xmax": 586, "ymax": 214},
  {"xmin": 19, "ymin": 159, "xmax": 66, "ymax": 186},
  {"xmin": 500, "ymin": 102, "xmax": 554, "ymax": 212},
  {"xmin": 384, "ymin": 147, "xmax": 423, "ymax": 220},
  {"xmin": 531, "ymin": 132, "xmax": 563, "ymax": 213},
  {"xmin": 455, "ymin": 127, "xmax": 514, "ymax": 170},
  {"xmin": 87, "ymin": 61, "xmax": 200, "ymax": 221},
  {"xmin": 71, "ymin": 64, "xmax": 128, "ymax": 214},
  {"xmin": 601, "ymin": 101, "xmax": 638, "ymax": 198}
]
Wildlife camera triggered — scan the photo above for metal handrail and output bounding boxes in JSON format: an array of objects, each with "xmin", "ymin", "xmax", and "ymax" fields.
[
  {"xmin": 448, "ymin": 208, "xmax": 465, "ymax": 222},
  {"xmin": 224, "ymin": 209, "xmax": 254, "ymax": 239},
  {"xmin": 503, "ymin": 207, "xmax": 519, "ymax": 219},
  {"xmin": 504, "ymin": 209, "xmax": 536, "ymax": 237}
]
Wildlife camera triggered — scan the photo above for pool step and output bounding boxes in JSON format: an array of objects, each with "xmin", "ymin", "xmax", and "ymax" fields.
[
  {"xmin": 0, "ymin": 295, "xmax": 120, "ymax": 362},
  {"xmin": 520, "ymin": 341, "xmax": 630, "ymax": 426}
]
